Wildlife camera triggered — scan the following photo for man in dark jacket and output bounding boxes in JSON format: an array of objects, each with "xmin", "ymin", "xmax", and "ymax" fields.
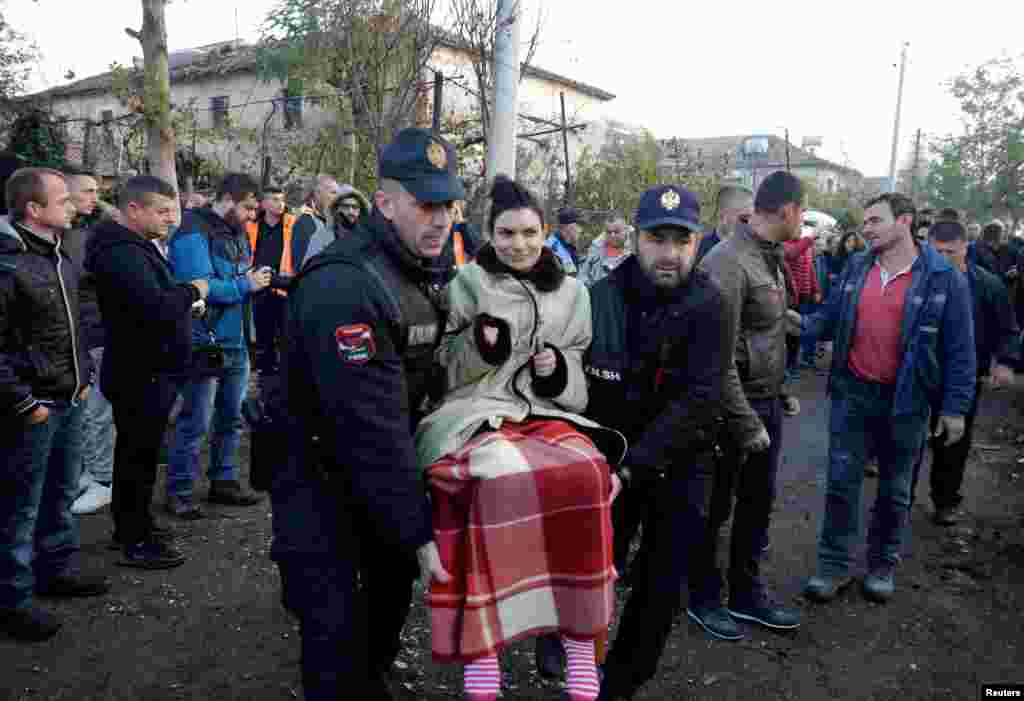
[
  {"xmin": 86, "ymin": 175, "xmax": 210, "ymax": 570},
  {"xmin": 688, "ymin": 171, "xmax": 804, "ymax": 641},
  {"xmin": 587, "ymin": 185, "xmax": 733, "ymax": 701},
  {"xmin": 916, "ymin": 221, "xmax": 1019, "ymax": 525},
  {"xmin": 801, "ymin": 193, "xmax": 976, "ymax": 604},
  {"xmin": 272, "ymin": 128, "xmax": 455, "ymax": 700},
  {"xmin": 0, "ymin": 168, "xmax": 108, "ymax": 642}
]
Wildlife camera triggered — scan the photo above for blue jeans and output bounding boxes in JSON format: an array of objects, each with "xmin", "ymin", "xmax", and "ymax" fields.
[
  {"xmin": 799, "ymin": 302, "xmax": 820, "ymax": 363},
  {"xmin": 0, "ymin": 401, "xmax": 84, "ymax": 609},
  {"xmin": 167, "ymin": 348, "xmax": 250, "ymax": 498},
  {"xmin": 817, "ymin": 371, "xmax": 928, "ymax": 577},
  {"xmin": 80, "ymin": 347, "xmax": 115, "ymax": 487}
]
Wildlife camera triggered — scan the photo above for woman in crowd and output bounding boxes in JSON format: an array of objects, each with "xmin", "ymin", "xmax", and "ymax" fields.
[
  {"xmin": 416, "ymin": 176, "xmax": 624, "ymax": 701},
  {"xmin": 832, "ymin": 229, "xmax": 866, "ymax": 277}
]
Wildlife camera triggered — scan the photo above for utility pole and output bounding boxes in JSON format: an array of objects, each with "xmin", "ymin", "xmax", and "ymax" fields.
[
  {"xmin": 911, "ymin": 127, "xmax": 922, "ymax": 201},
  {"xmin": 785, "ymin": 128, "xmax": 791, "ymax": 172},
  {"xmin": 485, "ymin": 0, "xmax": 520, "ymax": 182},
  {"xmin": 560, "ymin": 92, "xmax": 572, "ymax": 204},
  {"xmin": 887, "ymin": 42, "xmax": 909, "ymax": 193},
  {"xmin": 432, "ymin": 71, "xmax": 443, "ymax": 135}
]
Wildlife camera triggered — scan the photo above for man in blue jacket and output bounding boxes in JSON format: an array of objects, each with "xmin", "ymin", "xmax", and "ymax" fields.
[
  {"xmin": 167, "ymin": 173, "xmax": 271, "ymax": 518},
  {"xmin": 917, "ymin": 221, "xmax": 1019, "ymax": 525},
  {"xmin": 545, "ymin": 207, "xmax": 580, "ymax": 275},
  {"xmin": 799, "ymin": 193, "xmax": 976, "ymax": 604}
]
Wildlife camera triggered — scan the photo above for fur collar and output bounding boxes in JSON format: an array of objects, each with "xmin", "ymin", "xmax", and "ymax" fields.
[{"xmin": 475, "ymin": 242, "xmax": 565, "ymax": 292}]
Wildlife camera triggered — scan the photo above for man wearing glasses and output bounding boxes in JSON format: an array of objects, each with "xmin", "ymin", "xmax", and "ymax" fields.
[{"xmin": 166, "ymin": 173, "xmax": 271, "ymax": 520}]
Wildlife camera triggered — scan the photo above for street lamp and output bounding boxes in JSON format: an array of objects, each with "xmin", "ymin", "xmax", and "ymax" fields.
[{"xmin": 887, "ymin": 42, "xmax": 910, "ymax": 193}]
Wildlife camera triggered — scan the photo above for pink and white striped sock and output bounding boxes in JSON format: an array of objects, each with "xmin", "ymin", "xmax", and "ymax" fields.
[
  {"xmin": 562, "ymin": 635, "xmax": 600, "ymax": 701},
  {"xmin": 463, "ymin": 653, "xmax": 501, "ymax": 700}
]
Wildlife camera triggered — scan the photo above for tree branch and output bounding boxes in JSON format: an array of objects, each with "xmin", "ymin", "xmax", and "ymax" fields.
[{"xmin": 125, "ymin": 27, "xmax": 142, "ymax": 42}]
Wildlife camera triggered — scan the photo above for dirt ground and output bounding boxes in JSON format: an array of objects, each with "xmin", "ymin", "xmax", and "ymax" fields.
[{"xmin": 3, "ymin": 367, "xmax": 1023, "ymax": 701}]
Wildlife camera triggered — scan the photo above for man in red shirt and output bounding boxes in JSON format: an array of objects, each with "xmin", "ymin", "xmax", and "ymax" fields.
[{"xmin": 797, "ymin": 193, "xmax": 976, "ymax": 604}]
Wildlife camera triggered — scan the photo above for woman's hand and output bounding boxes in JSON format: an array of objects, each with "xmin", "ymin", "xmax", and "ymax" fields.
[{"xmin": 532, "ymin": 348, "xmax": 557, "ymax": 377}]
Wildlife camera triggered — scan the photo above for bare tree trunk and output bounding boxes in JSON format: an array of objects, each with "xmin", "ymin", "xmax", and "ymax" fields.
[{"xmin": 126, "ymin": 0, "xmax": 177, "ymax": 195}]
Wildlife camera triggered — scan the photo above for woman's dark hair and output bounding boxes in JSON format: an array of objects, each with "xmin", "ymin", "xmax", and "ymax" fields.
[
  {"xmin": 488, "ymin": 175, "xmax": 545, "ymax": 234},
  {"xmin": 836, "ymin": 230, "xmax": 865, "ymax": 262}
]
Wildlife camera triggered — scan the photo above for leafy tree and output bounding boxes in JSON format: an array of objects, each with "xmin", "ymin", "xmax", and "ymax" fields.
[
  {"xmin": 259, "ymin": 0, "xmax": 444, "ymax": 194},
  {"xmin": 0, "ymin": 4, "xmax": 37, "ymax": 105},
  {"xmin": 5, "ymin": 110, "xmax": 66, "ymax": 169},
  {"xmin": 935, "ymin": 56, "xmax": 1024, "ymax": 228}
]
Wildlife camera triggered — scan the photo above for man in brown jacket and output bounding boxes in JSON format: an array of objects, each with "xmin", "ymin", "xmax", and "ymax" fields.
[{"xmin": 686, "ymin": 171, "xmax": 803, "ymax": 640}]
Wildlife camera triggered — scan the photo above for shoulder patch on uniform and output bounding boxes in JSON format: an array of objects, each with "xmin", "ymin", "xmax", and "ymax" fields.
[{"xmin": 335, "ymin": 323, "xmax": 376, "ymax": 365}]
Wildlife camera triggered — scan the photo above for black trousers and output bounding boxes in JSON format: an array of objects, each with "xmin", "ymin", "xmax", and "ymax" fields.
[
  {"xmin": 690, "ymin": 397, "xmax": 783, "ymax": 607},
  {"xmin": 603, "ymin": 451, "xmax": 715, "ymax": 698},
  {"xmin": 109, "ymin": 375, "xmax": 180, "ymax": 544},
  {"xmin": 276, "ymin": 537, "xmax": 419, "ymax": 700},
  {"xmin": 912, "ymin": 382, "xmax": 982, "ymax": 510},
  {"xmin": 253, "ymin": 294, "xmax": 288, "ymax": 374}
]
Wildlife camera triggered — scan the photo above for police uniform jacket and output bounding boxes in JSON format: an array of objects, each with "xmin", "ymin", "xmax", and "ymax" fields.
[
  {"xmin": 272, "ymin": 208, "xmax": 444, "ymax": 559},
  {"xmin": 584, "ymin": 256, "xmax": 733, "ymax": 477}
]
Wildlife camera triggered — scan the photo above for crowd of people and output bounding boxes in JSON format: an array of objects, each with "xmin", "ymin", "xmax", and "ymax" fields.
[{"xmin": 0, "ymin": 126, "xmax": 1021, "ymax": 701}]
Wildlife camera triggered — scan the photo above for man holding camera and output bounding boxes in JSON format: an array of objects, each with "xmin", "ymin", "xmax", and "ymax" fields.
[
  {"xmin": 86, "ymin": 176, "xmax": 207, "ymax": 569},
  {"xmin": 166, "ymin": 173, "xmax": 269, "ymax": 519}
]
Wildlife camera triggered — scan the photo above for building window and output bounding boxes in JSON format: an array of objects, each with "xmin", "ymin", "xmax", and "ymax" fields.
[
  {"xmin": 283, "ymin": 92, "xmax": 303, "ymax": 130},
  {"xmin": 210, "ymin": 95, "xmax": 229, "ymax": 129}
]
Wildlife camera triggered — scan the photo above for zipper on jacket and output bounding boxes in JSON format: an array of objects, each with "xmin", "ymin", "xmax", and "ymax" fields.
[
  {"xmin": 53, "ymin": 236, "xmax": 84, "ymax": 402},
  {"xmin": 507, "ymin": 278, "xmax": 542, "ymax": 416}
]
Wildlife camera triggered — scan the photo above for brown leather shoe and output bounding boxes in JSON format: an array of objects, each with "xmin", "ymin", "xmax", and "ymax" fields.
[{"xmin": 207, "ymin": 480, "xmax": 264, "ymax": 506}]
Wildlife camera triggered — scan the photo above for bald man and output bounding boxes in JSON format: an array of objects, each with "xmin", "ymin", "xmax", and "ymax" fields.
[{"xmin": 696, "ymin": 185, "xmax": 754, "ymax": 264}]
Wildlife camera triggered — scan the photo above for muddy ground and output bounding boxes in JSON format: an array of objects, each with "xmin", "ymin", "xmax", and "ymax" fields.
[{"xmin": 3, "ymin": 367, "xmax": 1023, "ymax": 700}]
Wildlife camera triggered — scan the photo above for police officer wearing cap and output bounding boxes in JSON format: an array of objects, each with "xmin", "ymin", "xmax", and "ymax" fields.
[
  {"xmin": 270, "ymin": 128, "xmax": 458, "ymax": 700},
  {"xmin": 585, "ymin": 185, "xmax": 734, "ymax": 701}
]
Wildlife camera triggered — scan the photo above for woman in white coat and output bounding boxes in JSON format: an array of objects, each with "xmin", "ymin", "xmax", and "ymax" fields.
[{"xmin": 417, "ymin": 177, "xmax": 623, "ymax": 701}]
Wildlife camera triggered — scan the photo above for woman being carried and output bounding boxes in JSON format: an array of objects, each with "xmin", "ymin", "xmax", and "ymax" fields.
[{"xmin": 416, "ymin": 177, "xmax": 623, "ymax": 701}]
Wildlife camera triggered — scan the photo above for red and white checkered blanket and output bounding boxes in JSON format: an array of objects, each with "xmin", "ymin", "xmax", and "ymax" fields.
[{"xmin": 427, "ymin": 419, "xmax": 617, "ymax": 664}]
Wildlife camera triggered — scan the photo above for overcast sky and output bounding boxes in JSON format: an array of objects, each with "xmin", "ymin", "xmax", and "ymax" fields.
[{"xmin": 8, "ymin": 0, "xmax": 1023, "ymax": 176}]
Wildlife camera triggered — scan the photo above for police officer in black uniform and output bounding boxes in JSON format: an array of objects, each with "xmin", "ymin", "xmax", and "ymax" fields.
[
  {"xmin": 586, "ymin": 185, "xmax": 735, "ymax": 701},
  {"xmin": 270, "ymin": 129, "xmax": 460, "ymax": 700}
]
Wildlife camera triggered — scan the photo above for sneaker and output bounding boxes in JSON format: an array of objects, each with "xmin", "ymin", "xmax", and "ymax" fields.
[
  {"xmin": 165, "ymin": 495, "xmax": 205, "ymax": 520},
  {"xmin": 863, "ymin": 564, "xmax": 896, "ymax": 603},
  {"xmin": 119, "ymin": 539, "xmax": 186, "ymax": 570},
  {"xmin": 803, "ymin": 574, "xmax": 854, "ymax": 602},
  {"xmin": 0, "ymin": 606, "xmax": 62, "ymax": 641},
  {"xmin": 686, "ymin": 604, "xmax": 744, "ymax": 640},
  {"xmin": 782, "ymin": 396, "xmax": 801, "ymax": 416},
  {"xmin": 728, "ymin": 595, "xmax": 801, "ymax": 630},
  {"xmin": 36, "ymin": 574, "xmax": 110, "ymax": 598},
  {"xmin": 932, "ymin": 506, "xmax": 963, "ymax": 526},
  {"xmin": 70, "ymin": 482, "xmax": 112, "ymax": 515},
  {"xmin": 534, "ymin": 633, "xmax": 565, "ymax": 679}
]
